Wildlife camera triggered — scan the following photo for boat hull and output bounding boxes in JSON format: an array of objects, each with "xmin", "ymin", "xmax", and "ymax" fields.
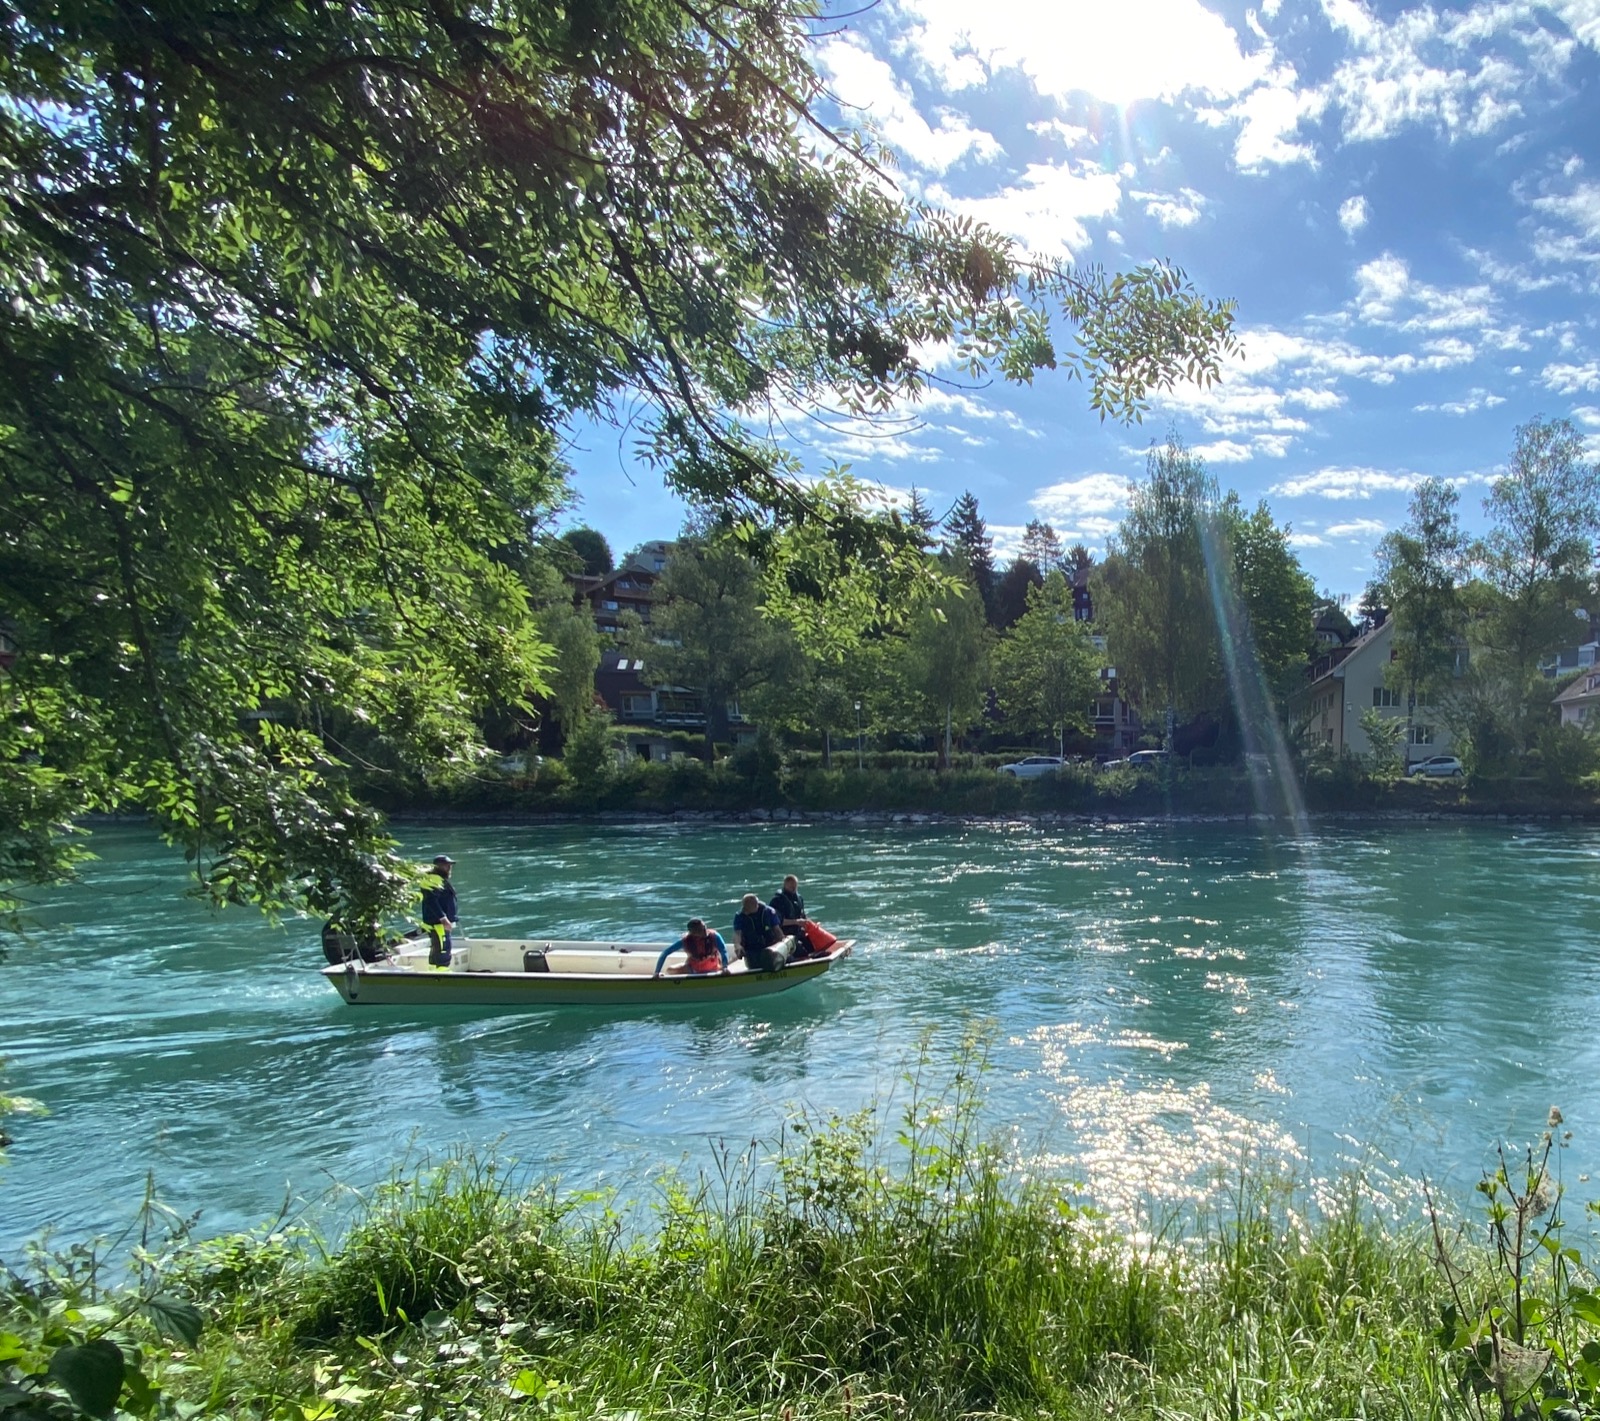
[{"xmin": 322, "ymin": 937, "xmax": 852, "ymax": 1008}]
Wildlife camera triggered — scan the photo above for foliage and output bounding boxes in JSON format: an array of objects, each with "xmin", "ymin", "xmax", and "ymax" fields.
[
  {"xmin": 559, "ymin": 707, "xmax": 617, "ymax": 790},
  {"xmin": 895, "ymin": 559, "xmax": 992, "ymax": 768},
  {"xmin": 556, "ymin": 528, "xmax": 614, "ymax": 579},
  {"xmin": 16, "ymin": 1036, "xmax": 1560, "ymax": 1421},
  {"xmin": 1537, "ymin": 722, "xmax": 1600, "ymax": 792},
  {"xmin": 1095, "ymin": 437, "xmax": 1221, "ymax": 734},
  {"xmin": 1019, "ymin": 518, "xmax": 1067, "ymax": 572},
  {"xmin": 628, "ymin": 526, "xmax": 802, "ymax": 759},
  {"xmin": 1470, "ymin": 418, "xmax": 1600, "ymax": 752},
  {"xmin": 942, "ymin": 493, "xmax": 998, "ymax": 620},
  {"xmin": 993, "ymin": 571, "xmax": 1103, "ymax": 755},
  {"xmin": 1218, "ymin": 497, "xmax": 1317, "ymax": 693},
  {"xmin": 1359, "ymin": 707, "xmax": 1407, "ymax": 781},
  {"xmin": 1373, "ymin": 479, "xmax": 1469, "ymax": 727},
  {"xmin": 0, "ymin": 0, "xmax": 1235, "ymax": 929},
  {"xmin": 992, "ymin": 557, "xmax": 1043, "ymax": 629},
  {"xmin": 1431, "ymin": 1117, "xmax": 1600, "ymax": 1421}
]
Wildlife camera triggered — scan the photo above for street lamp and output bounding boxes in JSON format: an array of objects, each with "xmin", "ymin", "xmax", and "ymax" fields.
[{"xmin": 854, "ymin": 700, "xmax": 863, "ymax": 770}]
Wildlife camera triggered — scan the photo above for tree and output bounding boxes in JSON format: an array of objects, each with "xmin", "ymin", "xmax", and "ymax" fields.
[
  {"xmin": 628, "ymin": 529, "xmax": 800, "ymax": 760},
  {"xmin": 1094, "ymin": 438, "xmax": 1222, "ymax": 744},
  {"xmin": 0, "ymin": 0, "xmax": 1236, "ymax": 926},
  {"xmin": 905, "ymin": 488, "xmax": 940, "ymax": 545},
  {"xmin": 942, "ymin": 494, "xmax": 998, "ymax": 620},
  {"xmin": 994, "ymin": 572, "xmax": 1103, "ymax": 755},
  {"xmin": 1372, "ymin": 478, "xmax": 1468, "ymax": 746},
  {"xmin": 992, "ymin": 559, "xmax": 1043, "ymax": 629},
  {"xmin": 1472, "ymin": 418, "xmax": 1600, "ymax": 750},
  {"xmin": 558, "ymin": 529, "xmax": 615, "ymax": 579},
  {"xmin": 897, "ymin": 560, "xmax": 991, "ymax": 768},
  {"xmin": 1219, "ymin": 498, "xmax": 1316, "ymax": 693},
  {"xmin": 1019, "ymin": 520, "xmax": 1067, "ymax": 573}
]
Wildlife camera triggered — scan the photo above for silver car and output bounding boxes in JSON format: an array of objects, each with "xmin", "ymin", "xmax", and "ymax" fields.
[
  {"xmin": 1409, "ymin": 754, "xmax": 1464, "ymax": 778},
  {"xmin": 998, "ymin": 755, "xmax": 1067, "ymax": 778}
]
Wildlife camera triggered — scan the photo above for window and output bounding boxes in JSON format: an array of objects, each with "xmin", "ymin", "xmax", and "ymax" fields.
[
  {"xmin": 1372, "ymin": 687, "xmax": 1400, "ymax": 708},
  {"xmin": 1408, "ymin": 724, "xmax": 1434, "ymax": 746},
  {"xmin": 601, "ymin": 599, "xmax": 618, "ymax": 611}
]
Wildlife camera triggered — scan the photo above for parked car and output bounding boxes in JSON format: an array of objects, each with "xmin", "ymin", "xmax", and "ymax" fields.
[
  {"xmin": 998, "ymin": 755, "xmax": 1067, "ymax": 778},
  {"xmin": 1126, "ymin": 749, "xmax": 1171, "ymax": 767},
  {"xmin": 1103, "ymin": 749, "xmax": 1169, "ymax": 770},
  {"xmin": 1409, "ymin": 754, "xmax": 1464, "ymax": 778}
]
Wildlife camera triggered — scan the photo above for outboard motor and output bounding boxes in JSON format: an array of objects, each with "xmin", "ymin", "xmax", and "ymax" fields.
[{"xmin": 322, "ymin": 922, "xmax": 383, "ymax": 964}]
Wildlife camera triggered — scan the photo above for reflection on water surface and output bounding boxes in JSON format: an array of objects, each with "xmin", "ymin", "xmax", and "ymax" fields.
[{"xmin": 4, "ymin": 819, "xmax": 1599, "ymax": 1255}]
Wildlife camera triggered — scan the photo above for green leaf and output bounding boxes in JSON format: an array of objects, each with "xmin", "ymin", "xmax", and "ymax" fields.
[
  {"xmin": 46, "ymin": 1340, "xmax": 125, "ymax": 1418},
  {"xmin": 510, "ymin": 1370, "xmax": 543, "ymax": 1396},
  {"xmin": 139, "ymin": 1295, "xmax": 203, "ymax": 1346}
]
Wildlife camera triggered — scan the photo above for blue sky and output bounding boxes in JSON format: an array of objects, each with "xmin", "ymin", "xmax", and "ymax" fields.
[{"xmin": 567, "ymin": 0, "xmax": 1600, "ymax": 601}]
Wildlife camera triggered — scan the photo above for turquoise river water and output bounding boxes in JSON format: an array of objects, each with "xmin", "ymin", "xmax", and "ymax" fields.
[{"xmin": 3, "ymin": 818, "xmax": 1599, "ymax": 1258}]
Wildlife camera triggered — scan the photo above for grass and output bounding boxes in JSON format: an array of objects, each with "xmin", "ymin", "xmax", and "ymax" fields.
[{"xmin": 7, "ymin": 1040, "xmax": 1598, "ymax": 1421}]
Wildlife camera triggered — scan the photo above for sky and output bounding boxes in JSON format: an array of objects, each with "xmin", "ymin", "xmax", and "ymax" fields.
[{"xmin": 563, "ymin": 0, "xmax": 1600, "ymax": 602}]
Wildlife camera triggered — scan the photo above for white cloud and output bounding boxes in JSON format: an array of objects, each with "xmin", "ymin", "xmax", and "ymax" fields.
[
  {"xmin": 1573, "ymin": 405, "xmax": 1600, "ymax": 428},
  {"xmin": 1338, "ymin": 194, "xmax": 1370, "ymax": 235},
  {"xmin": 1131, "ymin": 185, "xmax": 1208, "ymax": 228},
  {"xmin": 1543, "ymin": 361, "xmax": 1600, "ymax": 394},
  {"xmin": 817, "ymin": 37, "xmax": 1001, "ymax": 173},
  {"xmin": 1028, "ymin": 119, "xmax": 1091, "ymax": 149},
  {"xmin": 898, "ymin": 0, "xmax": 1271, "ymax": 107},
  {"xmin": 1287, "ymin": 531, "xmax": 1328, "ymax": 548},
  {"xmin": 1269, "ymin": 466, "xmax": 1425, "ymax": 499},
  {"xmin": 1028, "ymin": 473, "xmax": 1131, "ymax": 524},
  {"xmin": 1230, "ymin": 65, "xmax": 1325, "ymax": 168},
  {"xmin": 1325, "ymin": 517, "xmax": 1389, "ymax": 538},
  {"xmin": 1413, "ymin": 388, "xmax": 1508, "ymax": 414},
  {"xmin": 926, "ymin": 159, "xmax": 1123, "ymax": 259}
]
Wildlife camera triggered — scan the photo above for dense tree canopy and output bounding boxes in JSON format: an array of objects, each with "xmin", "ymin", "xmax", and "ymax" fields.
[{"xmin": 0, "ymin": 0, "xmax": 1236, "ymax": 925}]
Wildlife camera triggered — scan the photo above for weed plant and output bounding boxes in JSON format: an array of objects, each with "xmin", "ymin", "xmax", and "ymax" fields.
[{"xmin": 9, "ymin": 1040, "xmax": 1600, "ymax": 1420}]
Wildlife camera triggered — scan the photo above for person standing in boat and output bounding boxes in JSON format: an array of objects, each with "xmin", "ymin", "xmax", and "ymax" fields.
[
  {"xmin": 420, "ymin": 854, "xmax": 458, "ymax": 967},
  {"xmin": 653, "ymin": 919, "xmax": 729, "ymax": 977},
  {"xmin": 732, "ymin": 892, "xmax": 785, "ymax": 971}
]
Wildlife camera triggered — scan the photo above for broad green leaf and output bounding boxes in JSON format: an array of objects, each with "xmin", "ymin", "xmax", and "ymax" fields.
[{"xmin": 46, "ymin": 1340, "xmax": 125, "ymax": 1418}]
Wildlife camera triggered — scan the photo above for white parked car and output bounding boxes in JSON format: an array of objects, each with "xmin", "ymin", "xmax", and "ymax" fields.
[
  {"xmin": 1409, "ymin": 754, "xmax": 1464, "ymax": 778},
  {"xmin": 998, "ymin": 755, "xmax": 1068, "ymax": 778}
]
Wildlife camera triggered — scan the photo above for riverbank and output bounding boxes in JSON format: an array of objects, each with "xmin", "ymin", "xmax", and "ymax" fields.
[
  {"xmin": 4, "ymin": 1080, "xmax": 1586, "ymax": 1421},
  {"xmin": 362, "ymin": 757, "xmax": 1600, "ymax": 824}
]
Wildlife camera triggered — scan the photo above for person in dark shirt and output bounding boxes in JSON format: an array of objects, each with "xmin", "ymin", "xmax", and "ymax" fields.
[
  {"xmin": 770, "ymin": 875, "xmax": 806, "ymax": 933},
  {"xmin": 420, "ymin": 854, "xmax": 459, "ymax": 967},
  {"xmin": 732, "ymin": 892, "xmax": 784, "ymax": 971}
]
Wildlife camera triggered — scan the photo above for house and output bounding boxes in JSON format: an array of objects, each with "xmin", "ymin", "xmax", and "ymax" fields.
[
  {"xmin": 574, "ymin": 565, "xmax": 660, "ymax": 638},
  {"xmin": 1293, "ymin": 616, "xmax": 1457, "ymax": 766},
  {"xmin": 1553, "ymin": 666, "xmax": 1600, "ymax": 728}
]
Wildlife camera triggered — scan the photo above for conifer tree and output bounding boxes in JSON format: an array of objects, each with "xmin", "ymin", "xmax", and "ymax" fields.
[{"xmin": 943, "ymin": 493, "xmax": 998, "ymax": 619}]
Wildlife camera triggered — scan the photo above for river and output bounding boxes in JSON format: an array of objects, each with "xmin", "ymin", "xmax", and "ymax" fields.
[{"xmin": 4, "ymin": 818, "xmax": 1598, "ymax": 1258}]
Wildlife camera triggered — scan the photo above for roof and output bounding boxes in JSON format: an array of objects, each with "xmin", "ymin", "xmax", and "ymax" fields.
[{"xmin": 1553, "ymin": 667, "xmax": 1600, "ymax": 705}]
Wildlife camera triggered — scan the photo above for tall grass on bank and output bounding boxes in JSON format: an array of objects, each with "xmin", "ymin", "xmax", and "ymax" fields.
[{"xmin": 9, "ymin": 1041, "xmax": 1600, "ymax": 1420}]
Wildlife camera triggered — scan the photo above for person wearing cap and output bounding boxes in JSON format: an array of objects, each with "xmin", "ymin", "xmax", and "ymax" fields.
[
  {"xmin": 732, "ymin": 892, "xmax": 784, "ymax": 971},
  {"xmin": 652, "ymin": 919, "xmax": 729, "ymax": 977},
  {"xmin": 420, "ymin": 854, "xmax": 459, "ymax": 967}
]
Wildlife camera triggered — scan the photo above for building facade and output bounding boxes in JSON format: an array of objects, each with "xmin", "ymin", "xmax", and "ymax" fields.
[{"xmin": 1295, "ymin": 617, "xmax": 1457, "ymax": 765}]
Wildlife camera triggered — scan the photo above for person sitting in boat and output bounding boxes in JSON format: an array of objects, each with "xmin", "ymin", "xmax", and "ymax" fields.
[
  {"xmin": 771, "ymin": 874, "xmax": 808, "ymax": 933},
  {"xmin": 653, "ymin": 919, "xmax": 729, "ymax": 977},
  {"xmin": 732, "ymin": 892, "xmax": 785, "ymax": 972},
  {"xmin": 770, "ymin": 875, "xmax": 814, "ymax": 957},
  {"xmin": 420, "ymin": 854, "xmax": 458, "ymax": 967}
]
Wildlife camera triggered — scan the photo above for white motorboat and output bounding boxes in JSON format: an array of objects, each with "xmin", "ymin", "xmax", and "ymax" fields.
[{"xmin": 321, "ymin": 934, "xmax": 853, "ymax": 1008}]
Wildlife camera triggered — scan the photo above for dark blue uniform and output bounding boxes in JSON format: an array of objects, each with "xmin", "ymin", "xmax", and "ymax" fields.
[
  {"xmin": 733, "ymin": 903, "xmax": 783, "ymax": 971},
  {"xmin": 421, "ymin": 875, "xmax": 458, "ymax": 965}
]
